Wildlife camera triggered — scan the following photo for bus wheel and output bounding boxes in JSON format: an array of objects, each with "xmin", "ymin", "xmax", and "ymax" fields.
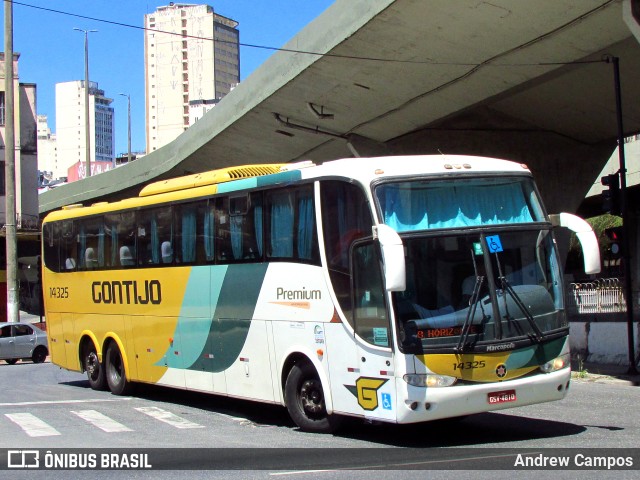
[
  {"xmin": 105, "ymin": 343, "xmax": 132, "ymax": 396},
  {"xmin": 285, "ymin": 361, "xmax": 341, "ymax": 433},
  {"xmin": 5, "ymin": 359, "xmax": 19, "ymax": 365},
  {"xmin": 31, "ymin": 347, "xmax": 48, "ymax": 364},
  {"xmin": 84, "ymin": 346, "xmax": 107, "ymax": 391}
]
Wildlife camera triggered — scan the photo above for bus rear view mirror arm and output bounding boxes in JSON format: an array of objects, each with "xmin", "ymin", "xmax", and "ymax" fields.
[
  {"xmin": 549, "ymin": 213, "xmax": 601, "ymax": 275},
  {"xmin": 373, "ymin": 224, "xmax": 406, "ymax": 292}
]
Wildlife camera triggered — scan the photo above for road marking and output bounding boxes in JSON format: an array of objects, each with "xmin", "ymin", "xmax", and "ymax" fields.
[
  {"xmin": 5, "ymin": 413, "xmax": 61, "ymax": 437},
  {"xmin": 0, "ymin": 398, "xmax": 132, "ymax": 407},
  {"xmin": 270, "ymin": 471, "xmax": 335, "ymax": 476},
  {"xmin": 71, "ymin": 409, "xmax": 133, "ymax": 433},
  {"xmin": 134, "ymin": 406, "xmax": 204, "ymax": 429}
]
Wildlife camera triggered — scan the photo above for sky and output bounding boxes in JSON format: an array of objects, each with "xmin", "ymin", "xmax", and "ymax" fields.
[{"xmin": 3, "ymin": 0, "xmax": 335, "ymax": 156}]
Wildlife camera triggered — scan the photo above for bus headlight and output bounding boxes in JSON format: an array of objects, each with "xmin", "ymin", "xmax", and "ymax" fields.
[
  {"xmin": 539, "ymin": 353, "xmax": 570, "ymax": 373},
  {"xmin": 403, "ymin": 374, "xmax": 457, "ymax": 387}
]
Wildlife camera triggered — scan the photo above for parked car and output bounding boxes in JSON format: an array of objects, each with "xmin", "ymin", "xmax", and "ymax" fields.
[{"xmin": 0, "ymin": 322, "xmax": 48, "ymax": 364}]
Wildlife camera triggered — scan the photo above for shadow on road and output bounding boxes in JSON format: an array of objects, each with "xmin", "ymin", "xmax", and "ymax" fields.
[{"xmin": 59, "ymin": 378, "xmax": 586, "ymax": 447}]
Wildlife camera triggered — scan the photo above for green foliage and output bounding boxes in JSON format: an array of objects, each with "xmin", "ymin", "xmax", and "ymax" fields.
[
  {"xmin": 564, "ymin": 214, "xmax": 622, "ymax": 277},
  {"xmin": 569, "ymin": 214, "xmax": 622, "ymax": 254}
]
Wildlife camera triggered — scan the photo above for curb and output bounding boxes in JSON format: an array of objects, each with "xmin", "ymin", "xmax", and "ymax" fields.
[{"xmin": 571, "ymin": 371, "xmax": 640, "ymax": 387}]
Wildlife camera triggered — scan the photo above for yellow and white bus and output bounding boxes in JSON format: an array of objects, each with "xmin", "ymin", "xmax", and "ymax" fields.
[{"xmin": 42, "ymin": 155, "xmax": 600, "ymax": 433}]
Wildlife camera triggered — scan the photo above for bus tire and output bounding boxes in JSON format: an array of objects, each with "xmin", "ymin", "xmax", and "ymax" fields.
[
  {"xmin": 83, "ymin": 345, "xmax": 107, "ymax": 391},
  {"xmin": 284, "ymin": 361, "xmax": 341, "ymax": 433},
  {"xmin": 105, "ymin": 343, "xmax": 132, "ymax": 396}
]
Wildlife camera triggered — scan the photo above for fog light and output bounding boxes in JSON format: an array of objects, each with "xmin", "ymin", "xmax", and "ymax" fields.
[{"xmin": 409, "ymin": 402, "xmax": 418, "ymax": 410}]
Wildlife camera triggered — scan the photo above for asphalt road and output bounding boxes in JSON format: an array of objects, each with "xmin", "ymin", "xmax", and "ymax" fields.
[{"xmin": 0, "ymin": 360, "xmax": 638, "ymax": 479}]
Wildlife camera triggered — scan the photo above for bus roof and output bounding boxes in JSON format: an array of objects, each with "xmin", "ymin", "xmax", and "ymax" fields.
[
  {"xmin": 302, "ymin": 155, "xmax": 531, "ymax": 184},
  {"xmin": 42, "ymin": 155, "xmax": 531, "ymax": 222}
]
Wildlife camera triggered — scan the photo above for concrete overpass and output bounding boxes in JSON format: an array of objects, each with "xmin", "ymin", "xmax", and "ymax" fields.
[{"xmin": 40, "ymin": 0, "xmax": 640, "ymax": 215}]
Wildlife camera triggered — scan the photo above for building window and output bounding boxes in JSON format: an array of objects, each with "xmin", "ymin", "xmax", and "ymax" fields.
[
  {"xmin": 0, "ymin": 91, "xmax": 5, "ymax": 125},
  {"xmin": 0, "ymin": 161, "xmax": 5, "ymax": 195}
]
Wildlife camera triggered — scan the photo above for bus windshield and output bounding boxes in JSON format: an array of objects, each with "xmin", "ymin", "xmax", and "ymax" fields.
[
  {"xmin": 376, "ymin": 175, "xmax": 545, "ymax": 231},
  {"xmin": 391, "ymin": 230, "xmax": 565, "ymax": 351},
  {"xmin": 374, "ymin": 177, "xmax": 564, "ymax": 352}
]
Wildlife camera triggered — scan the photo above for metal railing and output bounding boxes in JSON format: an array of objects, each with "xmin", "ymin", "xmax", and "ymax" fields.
[{"xmin": 566, "ymin": 278, "xmax": 627, "ymax": 314}]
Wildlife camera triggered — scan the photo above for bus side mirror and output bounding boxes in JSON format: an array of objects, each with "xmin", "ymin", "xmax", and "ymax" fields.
[
  {"xmin": 549, "ymin": 213, "xmax": 601, "ymax": 275},
  {"xmin": 373, "ymin": 224, "xmax": 406, "ymax": 292}
]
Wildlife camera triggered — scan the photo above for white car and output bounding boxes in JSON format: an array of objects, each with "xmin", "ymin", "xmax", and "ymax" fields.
[{"xmin": 0, "ymin": 322, "xmax": 49, "ymax": 365}]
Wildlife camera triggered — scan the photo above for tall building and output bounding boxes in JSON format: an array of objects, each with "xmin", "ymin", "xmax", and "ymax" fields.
[
  {"xmin": 55, "ymin": 80, "xmax": 115, "ymax": 179},
  {"xmin": 0, "ymin": 52, "xmax": 39, "ymax": 230},
  {"xmin": 144, "ymin": 3, "xmax": 240, "ymax": 152},
  {"xmin": 36, "ymin": 114, "xmax": 59, "ymax": 178}
]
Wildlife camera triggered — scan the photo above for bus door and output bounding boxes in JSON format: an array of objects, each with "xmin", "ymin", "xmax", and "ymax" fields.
[{"xmin": 351, "ymin": 240, "xmax": 396, "ymax": 421}]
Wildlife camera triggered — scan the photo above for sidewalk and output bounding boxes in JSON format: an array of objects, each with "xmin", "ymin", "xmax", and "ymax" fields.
[
  {"xmin": 571, "ymin": 358, "xmax": 640, "ymax": 386},
  {"xmin": 19, "ymin": 310, "xmax": 44, "ymax": 323}
]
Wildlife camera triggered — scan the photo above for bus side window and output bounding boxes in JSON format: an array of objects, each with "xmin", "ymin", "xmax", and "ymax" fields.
[
  {"xmin": 106, "ymin": 212, "xmax": 137, "ymax": 268},
  {"xmin": 204, "ymin": 200, "xmax": 215, "ymax": 262},
  {"xmin": 320, "ymin": 180, "xmax": 373, "ymax": 326},
  {"xmin": 137, "ymin": 207, "xmax": 173, "ymax": 265},
  {"xmin": 60, "ymin": 220, "xmax": 78, "ymax": 272},
  {"xmin": 352, "ymin": 241, "xmax": 390, "ymax": 347},
  {"xmin": 79, "ymin": 216, "xmax": 104, "ymax": 270},
  {"xmin": 216, "ymin": 197, "xmax": 232, "ymax": 263},
  {"xmin": 266, "ymin": 190, "xmax": 294, "ymax": 259},
  {"xmin": 265, "ymin": 185, "xmax": 318, "ymax": 263},
  {"xmin": 241, "ymin": 192, "xmax": 263, "ymax": 260},
  {"xmin": 175, "ymin": 202, "xmax": 203, "ymax": 264},
  {"xmin": 43, "ymin": 222, "xmax": 61, "ymax": 273}
]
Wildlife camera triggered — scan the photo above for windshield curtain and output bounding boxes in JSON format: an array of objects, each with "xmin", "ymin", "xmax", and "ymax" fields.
[
  {"xmin": 376, "ymin": 177, "xmax": 544, "ymax": 232},
  {"xmin": 393, "ymin": 230, "xmax": 565, "ymax": 351}
]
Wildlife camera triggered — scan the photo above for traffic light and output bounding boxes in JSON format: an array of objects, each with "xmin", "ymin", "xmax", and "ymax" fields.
[
  {"xmin": 601, "ymin": 173, "xmax": 621, "ymax": 215},
  {"xmin": 604, "ymin": 226, "xmax": 623, "ymax": 259}
]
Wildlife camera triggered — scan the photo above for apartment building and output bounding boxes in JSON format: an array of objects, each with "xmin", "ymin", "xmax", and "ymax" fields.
[
  {"xmin": 55, "ymin": 80, "xmax": 115, "ymax": 179},
  {"xmin": 0, "ymin": 52, "xmax": 38, "ymax": 229},
  {"xmin": 36, "ymin": 114, "xmax": 59, "ymax": 179},
  {"xmin": 144, "ymin": 3, "xmax": 240, "ymax": 152}
]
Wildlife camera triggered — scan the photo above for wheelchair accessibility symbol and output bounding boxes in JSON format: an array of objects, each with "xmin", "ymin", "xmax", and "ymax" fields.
[
  {"xmin": 486, "ymin": 235, "xmax": 503, "ymax": 253},
  {"xmin": 381, "ymin": 393, "xmax": 392, "ymax": 410}
]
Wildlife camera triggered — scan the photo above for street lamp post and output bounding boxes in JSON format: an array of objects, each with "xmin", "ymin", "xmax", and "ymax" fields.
[
  {"xmin": 74, "ymin": 27, "xmax": 97, "ymax": 178},
  {"xmin": 119, "ymin": 93, "xmax": 132, "ymax": 164}
]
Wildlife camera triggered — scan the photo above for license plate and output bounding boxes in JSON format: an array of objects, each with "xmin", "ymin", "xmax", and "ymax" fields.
[{"xmin": 488, "ymin": 389, "xmax": 516, "ymax": 404}]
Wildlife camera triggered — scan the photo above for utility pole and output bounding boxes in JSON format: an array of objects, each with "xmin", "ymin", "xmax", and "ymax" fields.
[
  {"xmin": 74, "ymin": 28, "xmax": 97, "ymax": 178},
  {"xmin": 4, "ymin": 0, "xmax": 19, "ymax": 322},
  {"xmin": 607, "ymin": 55, "xmax": 638, "ymax": 375}
]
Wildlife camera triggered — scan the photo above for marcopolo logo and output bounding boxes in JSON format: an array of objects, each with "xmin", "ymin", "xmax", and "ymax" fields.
[{"xmin": 92, "ymin": 280, "xmax": 162, "ymax": 305}]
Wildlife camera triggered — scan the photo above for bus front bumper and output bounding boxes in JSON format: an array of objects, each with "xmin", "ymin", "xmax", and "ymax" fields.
[{"xmin": 394, "ymin": 368, "xmax": 571, "ymax": 424}]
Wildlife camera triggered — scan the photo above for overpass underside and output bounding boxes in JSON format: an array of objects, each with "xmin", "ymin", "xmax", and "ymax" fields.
[{"xmin": 40, "ymin": 0, "xmax": 640, "ymax": 216}]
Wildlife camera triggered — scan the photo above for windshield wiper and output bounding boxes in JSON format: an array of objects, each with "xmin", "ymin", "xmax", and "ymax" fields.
[
  {"xmin": 491, "ymin": 246, "xmax": 544, "ymax": 342},
  {"xmin": 456, "ymin": 275, "xmax": 487, "ymax": 352},
  {"xmin": 498, "ymin": 275, "xmax": 544, "ymax": 342}
]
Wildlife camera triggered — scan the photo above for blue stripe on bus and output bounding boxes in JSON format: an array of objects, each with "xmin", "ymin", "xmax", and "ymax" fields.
[
  {"xmin": 161, "ymin": 263, "xmax": 269, "ymax": 373},
  {"xmin": 162, "ymin": 266, "xmax": 228, "ymax": 369},
  {"xmin": 505, "ymin": 336, "xmax": 565, "ymax": 370},
  {"xmin": 217, "ymin": 178, "xmax": 258, "ymax": 193},
  {"xmin": 216, "ymin": 170, "xmax": 302, "ymax": 194}
]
